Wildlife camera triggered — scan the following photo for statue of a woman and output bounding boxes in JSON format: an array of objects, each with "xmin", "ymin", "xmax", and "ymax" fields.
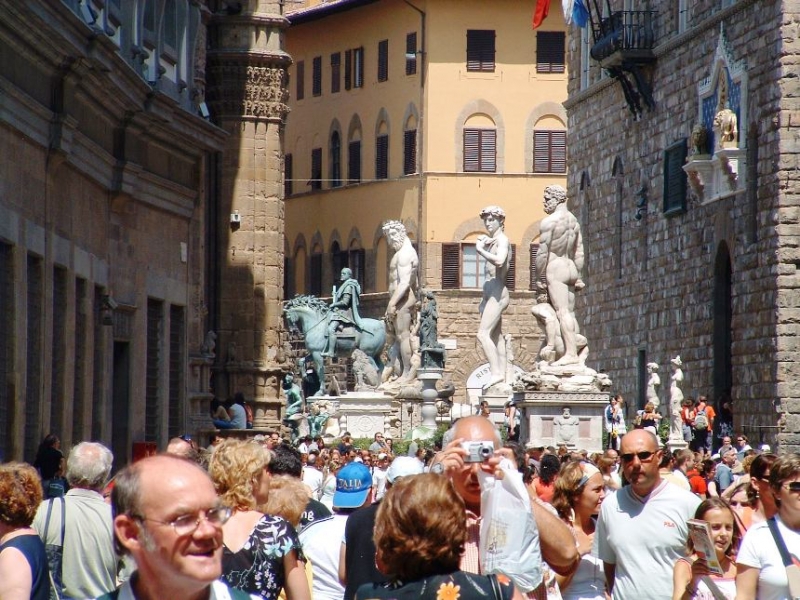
[
  {"xmin": 669, "ymin": 356, "xmax": 684, "ymax": 439},
  {"xmin": 646, "ymin": 362, "xmax": 661, "ymax": 411}
]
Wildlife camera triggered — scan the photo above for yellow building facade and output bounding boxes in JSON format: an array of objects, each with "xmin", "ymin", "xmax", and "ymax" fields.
[{"xmin": 284, "ymin": 0, "xmax": 568, "ymax": 402}]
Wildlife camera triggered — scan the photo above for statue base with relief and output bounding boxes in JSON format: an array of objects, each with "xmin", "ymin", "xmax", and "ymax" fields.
[{"xmin": 514, "ymin": 390, "xmax": 609, "ymax": 452}]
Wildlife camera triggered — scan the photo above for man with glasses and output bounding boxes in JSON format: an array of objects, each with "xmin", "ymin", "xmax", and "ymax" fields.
[
  {"xmin": 594, "ymin": 430, "xmax": 700, "ymax": 599},
  {"xmin": 102, "ymin": 454, "xmax": 247, "ymax": 600}
]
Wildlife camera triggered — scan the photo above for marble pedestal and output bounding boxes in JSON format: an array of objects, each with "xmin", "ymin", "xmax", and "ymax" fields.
[
  {"xmin": 335, "ymin": 391, "xmax": 397, "ymax": 438},
  {"xmin": 666, "ymin": 437, "xmax": 689, "ymax": 453},
  {"xmin": 514, "ymin": 390, "xmax": 608, "ymax": 452}
]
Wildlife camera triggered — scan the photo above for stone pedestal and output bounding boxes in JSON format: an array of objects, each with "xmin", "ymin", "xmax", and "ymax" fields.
[
  {"xmin": 666, "ymin": 437, "xmax": 689, "ymax": 454},
  {"xmin": 336, "ymin": 392, "xmax": 397, "ymax": 439},
  {"xmin": 514, "ymin": 390, "xmax": 608, "ymax": 452},
  {"xmin": 409, "ymin": 368, "xmax": 443, "ymax": 441}
]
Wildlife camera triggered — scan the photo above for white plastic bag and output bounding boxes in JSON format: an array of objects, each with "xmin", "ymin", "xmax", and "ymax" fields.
[{"xmin": 478, "ymin": 458, "xmax": 543, "ymax": 593}]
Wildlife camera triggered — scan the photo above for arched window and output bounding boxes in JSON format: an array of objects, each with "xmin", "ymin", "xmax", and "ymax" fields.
[
  {"xmin": 533, "ymin": 116, "xmax": 566, "ymax": 174},
  {"xmin": 404, "ymin": 115, "xmax": 417, "ymax": 175},
  {"xmin": 463, "ymin": 114, "xmax": 496, "ymax": 173}
]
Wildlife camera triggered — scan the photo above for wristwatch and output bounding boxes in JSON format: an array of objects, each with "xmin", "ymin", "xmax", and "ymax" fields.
[{"xmin": 431, "ymin": 462, "xmax": 445, "ymax": 475}]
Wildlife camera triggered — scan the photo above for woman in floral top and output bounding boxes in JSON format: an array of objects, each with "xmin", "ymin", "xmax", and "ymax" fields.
[
  {"xmin": 355, "ymin": 473, "xmax": 523, "ymax": 600},
  {"xmin": 209, "ymin": 439, "xmax": 310, "ymax": 600}
]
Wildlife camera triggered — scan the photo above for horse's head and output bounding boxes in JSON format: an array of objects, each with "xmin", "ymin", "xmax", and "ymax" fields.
[{"xmin": 283, "ymin": 295, "xmax": 329, "ymax": 334}]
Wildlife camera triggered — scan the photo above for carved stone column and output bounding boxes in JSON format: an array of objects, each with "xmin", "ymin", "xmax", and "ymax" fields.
[{"xmin": 205, "ymin": 2, "xmax": 290, "ymax": 429}]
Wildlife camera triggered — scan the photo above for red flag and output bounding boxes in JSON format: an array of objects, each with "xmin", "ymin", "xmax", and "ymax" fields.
[{"xmin": 532, "ymin": 0, "xmax": 550, "ymax": 29}]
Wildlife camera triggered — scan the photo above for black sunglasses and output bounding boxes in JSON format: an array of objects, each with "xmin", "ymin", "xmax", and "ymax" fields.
[
  {"xmin": 782, "ymin": 482, "xmax": 800, "ymax": 493},
  {"xmin": 620, "ymin": 451, "xmax": 657, "ymax": 463}
]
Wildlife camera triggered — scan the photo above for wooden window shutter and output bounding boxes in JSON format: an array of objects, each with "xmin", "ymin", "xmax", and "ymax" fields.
[
  {"xmin": 376, "ymin": 134, "xmax": 389, "ymax": 179},
  {"xmin": 534, "ymin": 131, "xmax": 566, "ymax": 173},
  {"xmin": 312, "ymin": 56, "xmax": 322, "ymax": 96},
  {"xmin": 536, "ymin": 31, "xmax": 566, "ymax": 73},
  {"xmin": 284, "ymin": 153, "xmax": 293, "ymax": 197},
  {"xmin": 480, "ymin": 129, "xmax": 497, "ymax": 172},
  {"xmin": 529, "ymin": 243, "xmax": 541, "ymax": 291},
  {"xmin": 663, "ymin": 138, "xmax": 688, "ymax": 214},
  {"xmin": 331, "ymin": 52, "xmax": 341, "ymax": 94},
  {"xmin": 466, "ymin": 30, "xmax": 495, "ymax": 72},
  {"xmin": 348, "ymin": 140, "xmax": 361, "ymax": 183},
  {"xmin": 406, "ymin": 32, "xmax": 417, "ymax": 75},
  {"xmin": 551, "ymin": 131, "xmax": 567, "ymax": 173},
  {"xmin": 505, "ymin": 244, "xmax": 516, "ymax": 291},
  {"xmin": 442, "ymin": 243, "xmax": 461, "ymax": 289},
  {"xmin": 311, "ymin": 147, "xmax": 322, "ymax": 190},
  {"xmin": 378, "ymin": 39, "xmax": 388, "ymax": 82},
  {"xmin": 403, "ymin": 129, "xmax": 417, "ymax": 175},
  {"xmin": 296, "ymin": 60, "xmax": 305, "ymax": 100},
  {"xmin": 354, "ymin": 47, "xmax": 364, "ymax": 88},
  {"xmin": 344, "ymin": 49, "xmax": 352, "ymax": 90},
  {"xmin": 463, "ymin": 129, "xmax": 480, "ymax": 172}
]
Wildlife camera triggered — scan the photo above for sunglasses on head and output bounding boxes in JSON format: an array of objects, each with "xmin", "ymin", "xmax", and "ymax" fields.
[{"xmin": 620, "ymin": 450, "xmax": 657, "ymax": 463}]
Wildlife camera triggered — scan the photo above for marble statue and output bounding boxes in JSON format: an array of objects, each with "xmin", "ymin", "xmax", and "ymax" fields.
[
  {"xmin": 646, "ymin": 362, "xmax": 661, "ymax": 410},
  {"xmin": 669, "ymin": 356, "xmax": 685, "ymax": 439},
  {"xmin": 531, "ymin": 292, "xmax": 589, "ymax": 366},
  {"xmin": 382, "ymin": 221, "xmax": 419, "ymax": 383},
  {"xmin": 554, "ymin": 406, "xmax": 580, "ymax": 447},
  {"xmin": 476, "ymin": 205, "xmax": 511, "ymax": 391},
  {"xmin": 419, "ymin": 291, "xmax": 445, "ymax": 369},
  {"xmin": 202, "ymin": 330, "xmax": 217, "ymax": 357},
  {"xmin": 324, "ymin": 267, "xmax": 364, "ymax": 357},
  {"xmin": 352, "ymin": 349, "xmax": 381, "ymax": 390},
  {"xmin": 713, "ymin": 108, "xmax": 738, "ymax": 149},
  {"xmin": 689, "ymin": 123, "xmax": 708, "ymax": 156},
  {"xmin": 535, "ymin": 185, "xmax": 586, "ymax": 367}
]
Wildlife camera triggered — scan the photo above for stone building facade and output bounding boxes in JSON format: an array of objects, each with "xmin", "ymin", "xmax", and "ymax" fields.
[
  {"xmin": 565, "ymin": 0, "xmax": 798, "ymax": 448},
  {"xmin": 0, "ymin": 1, "xmax": 289, "ymax": 464}
]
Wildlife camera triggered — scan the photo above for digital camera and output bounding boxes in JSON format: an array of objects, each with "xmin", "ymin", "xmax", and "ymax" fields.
[{"xmin": 461, "ymin": 440, "xmax": 494, "ymax": 463}]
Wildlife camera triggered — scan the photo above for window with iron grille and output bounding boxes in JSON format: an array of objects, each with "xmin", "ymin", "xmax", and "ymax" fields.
[
  {"xmin": 284, "ymin": 153, "xmax": 293, "ymax": 197},
  {"xmin": 309, "ymin": 254, "xmax": 323, "ymax": 297},
  {"xmin": 296, "ymin": 60, "xmax": 304, "ymax": 100},
  {"xmin": 406, "ymin": 32, "xmax": 417, "ymax": 75},
  {"xmin": 466, "ymin": 30, "xmax": 495, "ymax": 72},
  {"xmin": 663, "ymin": 139, "xmax": 688, "ymax": 215},
  {"xmin": 534, "ymin": 130, "xmax": 567, "ymax": 173},
  {"xmin": 311, "ymin": 147, "xmax": 322, "ymax": 190},
  {"xmin": 348, "ymin": 140, "xmax": 361, "ymax": 183},
  {"xmin": 168, "ymin": 305, "xmax": 184, "ymax": 439},
  {"xmin": 404, "ymin": 129, "xmax": 417, "ymax": 175},
  {"xmin": 536, "ymin": 31, "xmax": 565, "ymax": 73},
  {"xmin": 376, "ymin": 134, "xmax": 389, "ymax": 179},
  {"xmin": 441, "ymin": 243, "xmax": 515, "ymax": 290},
  {"xmin": 330, "ymin": 132, "xmax": 342, "ymax": 188},
  {"xmin": 312, "ymin": 55, "xmax": 322, "ymax": 96},
  {"xmin": 145, "ymin": 298, "xmax": 163, "ymax": 444},
  {"xmin": 331, "ymin": 52, "xmax": 341, "ymax": 93},
  {"xmin": 378, "ymin": 39, "xmax": 389, "ymax": 82},
  {"xmin": 463, "ymin": 128, "xmax": 496, "ymax": 172}
]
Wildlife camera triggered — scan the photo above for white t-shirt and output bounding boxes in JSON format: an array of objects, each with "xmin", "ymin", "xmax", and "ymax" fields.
[
  {"xmin": 372, "ymin": 467, "xmax": 388, "ymax": 501},
  {"xmin": 562, "ymin": 552, "xmax": 605, "ymax": 600},
  {"xmin": 298, "ymin": 514, "xmax": 348, "ymax": 600},
  {"xmin": 594, "ymin": 480, "xmax": 701, "ymax": 600},
  {"xmin": 302, "ymin": 466, "xmax": 324, "ymax": 499},
  {"xmin": 737, "ymin": 515, "xmax": 800, "ymax": 600}
]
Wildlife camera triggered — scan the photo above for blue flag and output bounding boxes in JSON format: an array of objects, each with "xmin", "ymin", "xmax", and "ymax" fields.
[{"xmin": 563, "ymin": 0, "xmax": 589, "ymax": 27}]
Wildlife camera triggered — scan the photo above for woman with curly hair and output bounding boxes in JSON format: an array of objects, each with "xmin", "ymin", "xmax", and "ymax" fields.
[
  {"xmin": 551, "ymin": 461, "xmax": 606, "ymax": 600},
  {"xmin": 0, "ymin": 462, "xmax": 49, "ymax": 600},
  {"xmin": 208, "ymin": 439, "xmax": 310, "ymax": 600},
  {"xmin": 355, "ymin": 473, "xmax": 523, "ymax": 600},
  {"xmin": 672, "ymin": 498, "xmax": 740, "ymax": 600}
]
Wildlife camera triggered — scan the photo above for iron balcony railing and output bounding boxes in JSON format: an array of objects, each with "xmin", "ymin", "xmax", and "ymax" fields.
[{"xmin": 590, "ymin": 10, "xmax": 658, "ymax": 63}]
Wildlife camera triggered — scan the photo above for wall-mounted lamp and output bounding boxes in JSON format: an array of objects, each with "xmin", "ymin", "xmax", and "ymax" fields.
[
  {"xmin": 634, "ymin": 184, "xmax": 648, "ymax": 221},
  {"xmin": 100, "ymin": 294, "xmax": 117, "ymax": 326}
]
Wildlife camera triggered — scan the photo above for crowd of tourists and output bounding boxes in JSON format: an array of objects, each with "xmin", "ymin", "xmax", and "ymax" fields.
[{"xmin": 1, "ymin": 412, "xmax": 799, "ymax": 600}]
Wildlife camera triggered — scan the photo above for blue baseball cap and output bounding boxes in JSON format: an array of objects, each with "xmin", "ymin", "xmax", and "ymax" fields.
[{"xmin": 333, "ymin": 462, "xmax": 372, "ymax": 509}]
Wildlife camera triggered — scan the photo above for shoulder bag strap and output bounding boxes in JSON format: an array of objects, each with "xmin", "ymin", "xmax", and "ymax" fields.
[
  {"xmin": 42, "ymin": 499, "xmax": 55, "ymax": 541},
  {"xmin": 58, "ymin": 496, "xmax": 66, "ymax": 546},
  {"xmin": 488, "ymin": 574, "xmax": 504, "ymax": 600},
  {"xmin": 698, "ymin": 576, "xmax": 729, "ymax": 600},
  {"xmin": 767, "ymin": 517, "xmax": 793, "ymax": 567}
]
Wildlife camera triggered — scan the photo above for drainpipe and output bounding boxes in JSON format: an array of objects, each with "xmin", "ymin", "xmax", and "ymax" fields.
[{"xmin": 404, "ymin": 0, "xmax": 426, "ymax": 288}]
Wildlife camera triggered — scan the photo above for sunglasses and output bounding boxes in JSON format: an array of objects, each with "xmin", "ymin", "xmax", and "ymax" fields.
[
  {"xmin": 620, "ymin": 451, "xmax": 657, "ymax": 464},
  {"xmin": 782, "ymin": 482, "xmax": 800, "ymax": 493}
]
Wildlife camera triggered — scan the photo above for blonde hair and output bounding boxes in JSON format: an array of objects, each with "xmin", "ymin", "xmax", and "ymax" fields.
[
  {"xmin": 260, "ymin": 475, "xmax": 308, "ymax": 526},
  {"xmin": 208, "ymin": 439, "xmax": 271, "ymax": 510}
]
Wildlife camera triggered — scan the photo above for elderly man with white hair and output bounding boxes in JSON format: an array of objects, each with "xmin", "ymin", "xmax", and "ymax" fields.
[{"xmin": 33, "ymin": 441, "xmax": 117, "ymax": 599}]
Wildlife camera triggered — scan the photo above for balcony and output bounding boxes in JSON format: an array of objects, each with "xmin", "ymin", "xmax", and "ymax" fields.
[{"xmin": 590, "ymin": 11, "xmax": 657, "ymax": 68}]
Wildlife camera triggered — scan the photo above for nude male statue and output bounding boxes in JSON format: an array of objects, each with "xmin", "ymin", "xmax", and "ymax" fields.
[
  {"xmin": 536, "ymin": 185, "xmax": 585, "ymax": 367},
  {"xmin": 475, "ymin": 206, "xmax": 511, "ymax": 391},
  {"xmin": 382, "ymin": 221, "xmax": 419, "ymax": 383}
]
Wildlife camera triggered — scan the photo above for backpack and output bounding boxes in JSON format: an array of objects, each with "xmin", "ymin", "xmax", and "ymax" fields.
[{"xmin": 694, "ymin": 410, "xmax": 709, "ymax": 431}]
